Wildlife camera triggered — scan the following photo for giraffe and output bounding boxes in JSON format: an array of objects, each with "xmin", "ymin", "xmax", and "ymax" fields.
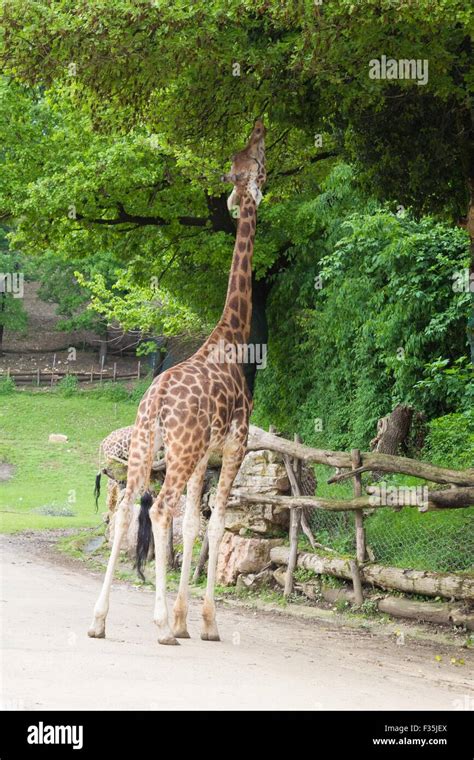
[
  {"xmin": 94, "ymin": 426, "xmax": 133, "ymax": 515},
  {"xmin": 88, "ymin": 118, "xmax": 267, "ymax": 645},
  {"xmin": 94, "ymin": 425, "xmax": 164, "ymax": 526}
]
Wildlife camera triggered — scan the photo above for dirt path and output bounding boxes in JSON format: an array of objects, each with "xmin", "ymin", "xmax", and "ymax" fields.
[{"xmin": 1, "ymin": 534, "xmax": 473, "ymax": 711}]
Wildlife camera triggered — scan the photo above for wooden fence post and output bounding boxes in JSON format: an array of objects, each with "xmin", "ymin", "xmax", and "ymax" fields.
[
  {"xmin": 351, "ymin": 448, "xmax": 366, "ymax": 563},
  {"xmin": 349, "ymin": 560, "xmax": 364, "ymax": 606},
  {"xmin": 113, "ymin": 362, "xmax": 117, "ymax": 383},
  {"xmin": 193, "ymin": 529, "xmax": 209, "ymax": 583},
  {"xmin": 283, "ymin": 433, "xmax": 303, "ymax": 598},
  {"xmin": 137, "ymin": 361, "xmax": 141, "ymax": 380},
  {"xmin": 37, "ymin": 368, "xmax": 40, "ymax": 387},
  {"xmin": 50, "ymin": 353, "xmax": 56, "ymax": 387},
  {"xmin": 350, "ymin": 448, "xmax": 366, "ymax": 605}
]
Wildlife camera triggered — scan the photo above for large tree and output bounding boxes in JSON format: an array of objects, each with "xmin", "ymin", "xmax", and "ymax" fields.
[{"xmin": 1, "ymin": 0, "xmax": 472, "ymax": 370}]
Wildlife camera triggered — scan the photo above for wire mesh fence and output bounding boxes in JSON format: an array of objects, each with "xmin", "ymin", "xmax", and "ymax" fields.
[{"xmin": 309, "ymin": 505, "xmax": 474, "ymax": 573}]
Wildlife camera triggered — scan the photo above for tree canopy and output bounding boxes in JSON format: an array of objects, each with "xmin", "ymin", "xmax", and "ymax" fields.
[{"xmin": 0, "ymin": 0, "xmax": 472, "ymax": 442}]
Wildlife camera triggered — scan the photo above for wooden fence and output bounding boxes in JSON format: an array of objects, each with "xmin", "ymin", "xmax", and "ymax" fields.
[
  {"xmin": 0, "ymin": 361, "xmax": 142, "ymax": 387},
  {"xmin": 233, "ymin": 425, "xmax": 474, "ymax": 627}
]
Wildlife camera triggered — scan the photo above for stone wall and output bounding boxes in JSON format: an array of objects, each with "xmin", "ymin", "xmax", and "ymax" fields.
[{"xmin": 213, "ymin": 449, "xmax": 294, "ymax": 586}]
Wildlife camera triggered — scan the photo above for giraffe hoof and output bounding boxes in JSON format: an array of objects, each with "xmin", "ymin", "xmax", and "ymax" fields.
[
  {"xmin": 158, "ymin": 636, "xmax": 180, "ymax": 646},
  {"xmin": 87, "ymin": 627, "xmax": 106, "ymax": 639},
  {"xmin": 201, "ymin": 632, "xmax": 221, "ymax": 642},
  {"xmin": 174, "ymin": 629, "xmax": 191, "ymax": 639}
]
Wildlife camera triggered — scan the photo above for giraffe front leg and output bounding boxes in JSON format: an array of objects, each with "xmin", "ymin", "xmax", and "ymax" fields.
[
  {"xmin": 201, "ymin": 505, "xmax": 225, "ymax": 642},
  {"xmin": 151, "ymin": 503, "xmax": 179, "ymax": 646},
  {"xmin": 201, "ymin": 445, "xmax": 245, "ymax": 642},
  {"xmin": 88, "ymin": 493, "xmax": 131, "ymax": 638}
]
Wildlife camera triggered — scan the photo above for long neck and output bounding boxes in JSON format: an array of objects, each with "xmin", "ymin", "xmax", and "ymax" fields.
[{"xmin": 219, "ymin": 194, "xmax": 257, "ymax": 343}]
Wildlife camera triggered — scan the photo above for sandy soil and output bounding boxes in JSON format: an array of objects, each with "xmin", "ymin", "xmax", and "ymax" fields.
[{"xmin": 1, "ymin": 532, "xmax": 473, "ymax": 711}]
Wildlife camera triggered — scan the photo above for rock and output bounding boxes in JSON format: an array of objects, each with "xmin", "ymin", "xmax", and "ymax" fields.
[
  {"xmin": 48, "ymin": 433, "xmax": 68, "ymax": 443},
  {"xmin": 84, "ymin": 536, "xmax": 105, "ymax": 554},
  {"xmin": 216, "ymin": 532, "xmax": 284, "ymax": 586},
  {"xmin": 208, "ymin": 449, "xmax": 292, "ymax": 536},
  {"xmin": 236, "ymin": 568, "xmax": 275, "ymax": 591},
  {"xmin": 224, "ymin": 502, "xmax": 289, "ymax": 535}
]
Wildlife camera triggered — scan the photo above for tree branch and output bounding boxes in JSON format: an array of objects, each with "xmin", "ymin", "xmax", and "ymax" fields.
[
  {"xmin": 271, "ymin": 150, "xmax": 339, "ymax": 179},
  {"xmin": 75, "ymin": 202, "xmax": 209, "ymax": 228}
]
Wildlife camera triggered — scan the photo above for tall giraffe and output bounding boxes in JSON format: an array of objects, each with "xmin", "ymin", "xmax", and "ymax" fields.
[{"xmin": 88, "ymin": 119, "xmax": 266, "ymax": 645}]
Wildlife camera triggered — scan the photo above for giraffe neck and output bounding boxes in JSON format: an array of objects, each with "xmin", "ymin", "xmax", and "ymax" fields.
[{"xmin": 218, "ymin": 194, "xmax": 257, "ymax": 344}]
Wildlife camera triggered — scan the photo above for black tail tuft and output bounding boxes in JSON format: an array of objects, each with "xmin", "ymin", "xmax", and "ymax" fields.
[
  {"xmin": 94, "ymin": 473, "xmax": 101, "ymax": 512},
  {"xmin": 136, "ymin": 491, "xmax": 154, "ymax": 581}
]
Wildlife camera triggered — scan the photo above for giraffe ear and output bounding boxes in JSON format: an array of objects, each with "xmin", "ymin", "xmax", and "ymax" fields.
[
  {"xmin": 227, "ymin": 189, "xmax": 240, "ymax": 218},
  {"xmin": 249, "ymin": 181, "xmax": 263, "ymax": 206}
]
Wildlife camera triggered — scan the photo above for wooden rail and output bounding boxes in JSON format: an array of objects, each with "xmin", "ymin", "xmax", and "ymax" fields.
[
  {"xmin": 240, "ymin": 425, "xmax": 474, "ymax": 608},
  {"xmin": 247, "ymin": 425, "xmax": 474, "ymax": 486},
  {"xmin": 0, "ymin": 362, "xmax": 142, "ymax": 386}
]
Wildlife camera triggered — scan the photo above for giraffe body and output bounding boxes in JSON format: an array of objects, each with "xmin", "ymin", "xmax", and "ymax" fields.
[
  {"xmin": 88, "ymin": 120, "xmax": 266, "ymax": 645},
  {"xmin": 95, "ymin": 425, "xmax": 163, "ymax": 527}
]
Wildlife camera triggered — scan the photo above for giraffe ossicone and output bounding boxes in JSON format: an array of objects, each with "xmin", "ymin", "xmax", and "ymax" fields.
[{"xmin": 88, "ymin": 118, "xmax": 266, "ymax": 646}]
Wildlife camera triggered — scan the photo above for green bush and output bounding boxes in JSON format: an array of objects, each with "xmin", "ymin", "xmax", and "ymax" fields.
[
  {"xmin": 422, "ymin": 409, "xmax": 474, "ymax": 470},
  {"xmin": 253, "ymin": 166, "xmax": 470, "ymax": 450},
  {"xmin": 56, "ymin": 374, "xmax": 79, "ymax": 397},
  {"xmin": 0, "ymin": 376, "xmax": 16, "ymax": 394},
  {"xmin": 86, "ymin": 382, "xmax": 129, "ymax": 402},
  {"xmin": 128, "ymin": 374, "xmax": 154, "ymax": 403}
]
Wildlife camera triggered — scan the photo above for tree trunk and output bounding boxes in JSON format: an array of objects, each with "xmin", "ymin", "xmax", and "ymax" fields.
[
  {"xmin": 243, "ymin": 275, "xmax": 269, "ymax": 395},
  {"xmin": 370, "ymin": 403, "xmax": 414, "ymax": 461},
  {"xmin": 232, "ymin": 486, "xmax": 474, "ymax": 511},
  {"xmin": 270, "ymin": 546, "xmax": 474, "ymax": 601},
  {"xmin": 272, "ymin": 569, "xmax": 474, "ymax": 630},
  {"xmin": 467, "ymin": 176, "xmax": 474, "ymax": 364},
  {"xmin": 0, "ymin": 292, "xmax": 5, "ymax": 353},
  {"xmin": 99, "ymin": 327, "xmax": 108, "ymax": 367}
]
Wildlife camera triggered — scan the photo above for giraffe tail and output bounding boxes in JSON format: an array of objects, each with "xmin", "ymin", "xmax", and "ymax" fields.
[
  {"xmin": 135, "ymin": 491, "xmax": 154, "ymax": 581},
  {"xmin": 93, "ymin": 442, "xmax": 104, "ymax": 512},
  {"xmin": 93, "ymin": 473, "xmax": 101, "ymax": 512}
]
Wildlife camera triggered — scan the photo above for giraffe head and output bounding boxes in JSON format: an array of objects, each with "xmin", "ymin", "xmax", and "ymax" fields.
[{"xmin": 222, "ymin": 118, "xmax": 266, "ymax": 214}]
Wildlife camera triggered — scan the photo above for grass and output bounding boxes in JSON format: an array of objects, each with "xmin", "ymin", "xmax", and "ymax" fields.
[
  {"xmin": 2, "ymin": 386, "xmax": 472, "ymax": 576},
  {"xmin": 0, "ymin": 389, "xmax": 137, "ymax": 533}
]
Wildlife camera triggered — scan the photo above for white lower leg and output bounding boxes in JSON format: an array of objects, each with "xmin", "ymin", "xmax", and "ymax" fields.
[
  {"xmin": 152, "ymin": 508, "xmax": 178, "ymax": 645},
  {"xmin": 88, "ymin": 501, "xmax": 129, "ymax": 638},
  {"xmin": 201, "ymin": 506, "xmax": 225, "ymax": 641},
  {"xmin": 173, "ymin": 505, "xmax": 200, "ymax": 637}
]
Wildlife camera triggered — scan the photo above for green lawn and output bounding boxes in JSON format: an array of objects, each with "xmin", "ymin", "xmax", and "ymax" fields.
[{"xmin": 0, "ymin": 391, "xmax": 137, "ymax": 532}]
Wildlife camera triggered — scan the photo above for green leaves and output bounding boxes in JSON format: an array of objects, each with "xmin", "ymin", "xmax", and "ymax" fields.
[{"xmin": 254, "ymin": 167, "xmax": 470, "ymax": 447}]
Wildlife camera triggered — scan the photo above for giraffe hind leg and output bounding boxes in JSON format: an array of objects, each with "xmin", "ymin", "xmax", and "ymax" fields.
[
  {"xmin": 173, "ymin": 452, "xmax": 210, "ymax": 638},
  {"xmin": 150, "ymin": 455, "xmax": 201, "ymax": 645}
]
